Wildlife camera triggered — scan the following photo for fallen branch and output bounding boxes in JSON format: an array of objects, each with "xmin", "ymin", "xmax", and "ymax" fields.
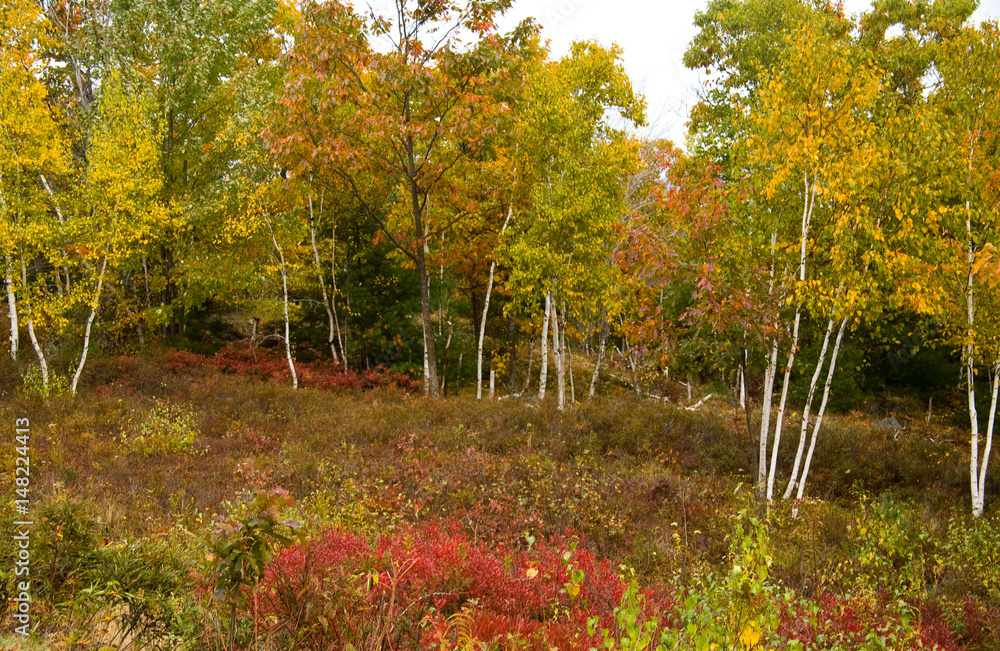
[{"xmin": 684, "ymin": 394, "xmax": 713, "ymax": 411}]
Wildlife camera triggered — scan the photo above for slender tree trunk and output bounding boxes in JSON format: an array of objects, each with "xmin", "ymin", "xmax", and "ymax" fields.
[
  {"xmin": 977, "ymin": 360, "xmax": 1000, "ymax": 515},
  {"xmin": 739, "ymin": 360, "xmax": 746, "ymax": 409},
  {"xmin": 71, "ymin": 257, "xmax": 108, "ymax": 396},
  {"xmin": 757, "ymin": 229, "xmax": 780, "ymax": 496},
  {"xmin": 757, "ymin": 340, "xmax": 779, "ymax": 493},
  {"xmin": 418, "ymin": 254, "xmax": 438, "ymax": 397},
  {"xmin": 766, "ymin": 172, "xmax": 816, "ymax": 501},
  {"xmin": 767, "ymin": 306, "xmax": 802, "ymax": 501},
  {"xmin": 264, "ymin": 216, "xmax": 298, "ymax": 390},
  {"xmin": 405, "ymin": 132, "xmax": 439, "ymax": 398},
  {"xmin": 40, "ymin": 173, "xmax": 72, "ymax": 291},
  {"xmin": 968, "ymin": 207, "xmax": 984, "ymax": 516},
  {"xmin": 793, "ymin": 316, "xmax": 848, "ymax": 514},
  {"xmin": 5, "ymin": 255, "xmax": 17, "ymax": 362},
  {"xmin": 563, "ymin": 300, "xmax": 573, "ymax": 405},
  {"xmin": 508, "ymin": 308, "xmax": 517, "ymax": 394},
  {"xmin": 783, "ymin": 317, "xmax": 837, "ymax": 500},
  {"xmin": 590, "ymin": 318, "xmax": 609, "ymax": 399},
  {"xmin": 538, "ymin": 292, "xmax": 551, "ymax": 400},
  {"xmin": 19, "ymin": 252, "xmax": 47, "ymax": 389},
  {"xmin": 522, "ymin": 334, "xmax": 535, "ymax": 395},
  {"xmin": 308, "ymin": 188, "xmax": 339, "ymax": 364},
  {"xmin": 551, "ymin": 292, "xmax": 565, "ymax": 410},
  {"xmin": 478, "ymin": 206, "xmax": 513, "ymax": 399},
  {"xmin": 330, "ymin": 215, "xmax": 345, "ymax": 368},
  {"xmin": 477, "ymin": 260, "xmax": 496, "ymax": 400}
]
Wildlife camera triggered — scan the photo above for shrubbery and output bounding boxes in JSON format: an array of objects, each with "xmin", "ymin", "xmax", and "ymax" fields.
[
  {"xmin": 119, "ymin": 399, "xmax": 200, "ymax": 456},
  {"xmin": 162, "ymin": 341, "xmax": 420, "ymax": 393}
]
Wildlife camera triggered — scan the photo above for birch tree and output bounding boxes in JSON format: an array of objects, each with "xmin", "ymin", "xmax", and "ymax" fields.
[
  {"xmin": 0, "ymin": 0, "xmax": 69, "ymax": 383},
  {"xmin": 934, "ymin": 22, "xmax": 1000, "ymax": 518},
  {"xmin": 747, "ymin": 21, "xmax": 882, "ymax": 502},
  {"xmin": 70, "ymin": 75, "xmax": 167, "ymax": 395},
  {"xmin": 502, "ymin": 41, "xmax": 645, "ymax": 409}
]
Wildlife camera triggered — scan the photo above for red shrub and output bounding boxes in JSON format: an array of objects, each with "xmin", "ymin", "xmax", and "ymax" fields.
[
  {"xmin": 251, "ymin": 521, "xmax": 645, "ymax": 650},
  {"xmin": 161, "ymin": 342, "xmax": 420, "ymax": 393}
]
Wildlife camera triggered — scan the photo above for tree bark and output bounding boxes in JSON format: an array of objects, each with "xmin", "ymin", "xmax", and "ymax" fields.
[
  {"xmin": 538, "ymin": 291, "xmax": 551, "ymax": 400},
  {"xmin": 330, "ymin": 212, "xmax": 346, "ymax": 368},
  {"xmin": 264, "ymin": 215, "xmax": 298, "ymax": 390},
  {"xmin": 71, "ymin": 257, "xmax": 108, "ymax": 396},
  {"xmin": 793, "ymin": 316, "xmax": 848, "ymax": 514},
  {"xmin": 589, "ymin": 318, "xmax": 609, "ymax": 399},
  {"xmin": 783, "ymin": 316, "xmax": 836, "ymax": 500},
  {"xmin": 308, "ymin": 188, "xmax": 340, "ymax": 364},
  {"xmin": 562, "ymin": 299, "xmax": 573, "ymax": 405},
  {"xmin": 5, "ymin": 255, "xmax": 17, "ymax": 362},
  {"xmin": 767, "ymin": 305, "xmax": 802, "ymax": 501},
  {"xmin": 977, "ymin": 361, "xmax": 1000, "ymax": 515},
  {"xmin": 551, "ymin": 292, "xmax": 565, "ymax": 410},
  {"xmin": 508, "ymin": 307, "xmax": 518, "ymax": 394},
  {"xmin": 766, "ymin": 172, "xmax": 816, "ymax": 501},
  {"xmin": 757, "ymin": 339, "xmax": 779, "ymax": 494},
  {"xmin": 405, "ymin": 127, "xmax": 440, "ymax": 398},
  {"xmin": 19, "ymin": 252, "xmax": 47, "ymax": 389},
  {"xmin": 477, "ymin": 205, "xmax": 513, "ymax": 399},
  {"xmin": 967, "ymin": 205, "xmax": 984, "ymax": 517}
]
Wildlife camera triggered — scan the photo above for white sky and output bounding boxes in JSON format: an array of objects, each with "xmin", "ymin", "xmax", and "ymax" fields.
[{"xmin": 354, "ymin": 0, "xmax": 1000, "ymax": 147}]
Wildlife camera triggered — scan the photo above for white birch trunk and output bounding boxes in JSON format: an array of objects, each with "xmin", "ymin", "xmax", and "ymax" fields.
[
  {"xmin": 477, "ymin": 206, "xmax": 513, "ymax": 400},
  {"xmin": 563, "ymin": 300, "xmax": 574, "ymax": 404},
  {"xmin": 551, "ymin": 292, "xmax": 565, "ymax": 410},
  {"xmin": 766, "ymin": 305, "xmax": 802, "ymax": 501},
  {"xmin": 71, "ymin": 257, "xmax": 108, "ymax": 396},
  {"xmin": 767, "ymin": 172, "xmax": 816, "ymax": 500},
  {"xmin": 968, "ymin": 204, "xmax": 984, "ymax": 516},
  {"xmin": 783, "ymin": 316, "xmax": 836, "ymax": 500},
  {"xmin": 5, "ymin": 255, "xmax": 18, "ymax": 362},
  {"xmin": 538, "ymin": 291, "xmax": 551, "ymax": 400},
  {"xmin": 19, "ymin": 253, "xmax": 47, "ymax": 389},
  {"xmin": 978, "ymin": 361, "xmax": 1000, "ymax": 513},
  {"xmin": 793, "ymin": 316, "xmax": 848, "ymax": 514},
  {"xmin": 522, "ymin": 334, "xmax": 535, "ymax": 395},
  {"xmin": 589, "ymin": 320, "xmax": 609, "ymax": 399},
  {"xmin": 330, "ymin": 214, "xmax": 345, "ymax": 368},
  {"xmin": 308, "ymin": 189, "xmax": 339, "ymax": 364},
  {"xmin": 738, "ymin": 364, "xmax": 746, "ymax": 409},
  {"xmin": 265, "ymin": 216, "xmax": 298, "ymax": 390},
  {"xmin": 758, "ymin": 340, "xmax": 779, "ymax": 491}
]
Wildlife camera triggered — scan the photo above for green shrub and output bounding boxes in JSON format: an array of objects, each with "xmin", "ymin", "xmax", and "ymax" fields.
[
  {"xmin": 120, "ymin": 400, "xmax": 199, "ymax": 456},
  {"xmin": 20, "ymin": 367, "xmax": 70, "ymax": 400}
]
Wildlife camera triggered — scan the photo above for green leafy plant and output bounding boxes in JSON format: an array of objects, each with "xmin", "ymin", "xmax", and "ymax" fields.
[
  {"xmin": 209, "ymin": 487, "xmax": 300, "ymax": 650},
  {"xmin": 21, "ymin": 367, "xmax": 70, "ymax": 399},
  {"xmin": 120, "ymin": 400, "xmax": 199, "ymax": 456}
]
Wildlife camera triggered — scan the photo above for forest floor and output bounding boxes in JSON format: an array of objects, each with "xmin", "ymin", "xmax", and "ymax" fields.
[{"xmin": 0, "ymin": 349, "xmax": 997, "ymax": 649}]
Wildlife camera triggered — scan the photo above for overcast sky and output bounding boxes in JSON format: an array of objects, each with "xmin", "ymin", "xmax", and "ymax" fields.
[{"xmin": 356, "ymin": 0, "xmax": 1000, "ymax": 147}]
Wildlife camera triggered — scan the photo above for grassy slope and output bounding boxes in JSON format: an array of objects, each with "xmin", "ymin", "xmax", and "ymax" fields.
[{"xmin": 0, "ymin": 352, "xmax": 997, "ymax": 648}]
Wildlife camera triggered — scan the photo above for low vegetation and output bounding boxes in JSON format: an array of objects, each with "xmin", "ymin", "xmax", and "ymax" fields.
[{"xmin": 0, "ymin": 350, "xmax": 997, "ymax": 649}]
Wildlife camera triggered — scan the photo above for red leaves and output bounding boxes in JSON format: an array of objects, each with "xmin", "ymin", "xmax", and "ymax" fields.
[
  {"xmin": 250, "ymin": 520, "xmax": 646, "ymax": 649},
  {"xmin": 161, "ymin": 342, "xmax": 420, "ymax": 393}
]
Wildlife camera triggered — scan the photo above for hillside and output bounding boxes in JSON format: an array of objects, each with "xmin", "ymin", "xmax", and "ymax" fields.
[{"xmin": 0, "ymin": 352, "xmax": 997, "ymax": 650}]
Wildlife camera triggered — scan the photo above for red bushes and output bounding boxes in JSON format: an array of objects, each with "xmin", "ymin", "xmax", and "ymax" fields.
[
  {"xmin": 252, "ymin": 521, "xmax": 635, "ymax": 650},
  {"xmin": 161, "ymin": 341, "xmax": 420, "ymax": 393},
  {"xmin": 777, "ymin": 591, "xmax": 996, "ymax": 650}
]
